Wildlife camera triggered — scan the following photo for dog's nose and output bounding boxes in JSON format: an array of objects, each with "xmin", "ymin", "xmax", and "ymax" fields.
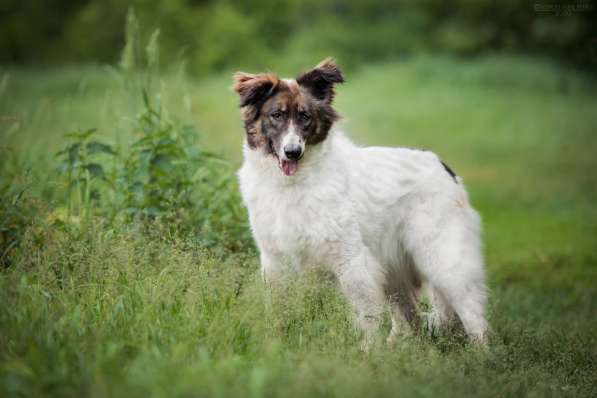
[{"xmin": 284, "ymin": 144, "xmax": 303, "ymax": 160}]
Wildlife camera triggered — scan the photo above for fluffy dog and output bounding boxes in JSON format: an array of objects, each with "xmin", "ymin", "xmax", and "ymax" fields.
[{"xmin": 233, "ymin": 59, "xmax": 488, "ymax": 347}]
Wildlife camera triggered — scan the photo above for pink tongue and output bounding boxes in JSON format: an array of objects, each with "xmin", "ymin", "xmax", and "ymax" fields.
[{"xmin": 279, "ymin": 159, "xmax": 298, "ymax": 176}]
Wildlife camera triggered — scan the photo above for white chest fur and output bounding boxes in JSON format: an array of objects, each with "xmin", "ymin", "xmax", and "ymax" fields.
[{"xmin": 238, "ymin": 138, "xmax": 356, "ymax": 268}]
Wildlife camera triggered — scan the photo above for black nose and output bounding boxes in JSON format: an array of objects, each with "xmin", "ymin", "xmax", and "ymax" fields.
[{"xmin": 284, "ymin": 144, "xmax": 303, "ymax": 160}]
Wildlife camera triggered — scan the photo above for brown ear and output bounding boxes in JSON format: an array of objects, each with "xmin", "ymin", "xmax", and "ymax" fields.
[
  {"xmin": 232, "ymin": 72, "xmax": 279, "ymax": 107},
  {"xmin": 296, "ymin": 58, "xmax": 344, "ymax": 102}
]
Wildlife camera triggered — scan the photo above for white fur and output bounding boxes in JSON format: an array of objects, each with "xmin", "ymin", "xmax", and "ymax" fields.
[
  {"xmin": 280, "ymin": 123, "xmax": 304, "ymax": 159},
  {"xmin": 238, "ymin": 129, "xmax": 488, "ymax": 347}
]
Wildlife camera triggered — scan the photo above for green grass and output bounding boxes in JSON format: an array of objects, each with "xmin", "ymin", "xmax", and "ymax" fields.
[{"xmin": 1, "ymin": 55, "xmax": 596, "ymax": 397}]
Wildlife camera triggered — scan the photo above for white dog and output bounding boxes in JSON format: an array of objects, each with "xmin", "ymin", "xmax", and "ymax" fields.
[{"xmin": 233, "ymin": 59, "xmax": 488, "ymax": 347}]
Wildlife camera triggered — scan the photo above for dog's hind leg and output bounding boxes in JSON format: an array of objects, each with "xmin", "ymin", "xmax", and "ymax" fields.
[
  {"xmin": 418, "ymin": 265, "xmax": 487, "ymax": 343},
  {"xmin": 385, "ymin": 265, "xmax": 420, "ymax": 344},
  {"xmin": 387, "ymin": 290, "xmax": 417, "ymax": 344},
  {"xmin": 409, "ymin": 209, "xmax": 488, "ymax": 344},
  {"xmin": 420, "ymin": 285, "xmax": 456, "ymax": 333}
]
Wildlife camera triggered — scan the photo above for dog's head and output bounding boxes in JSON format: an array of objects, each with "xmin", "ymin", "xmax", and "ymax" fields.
[{"xmin": 233, "ymin": 58, "xmax": 344, "ymax": 176}]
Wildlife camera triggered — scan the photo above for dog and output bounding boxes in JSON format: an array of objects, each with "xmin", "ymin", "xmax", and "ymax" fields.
[{"xmin": 233, "ymin": 59, "xmax": 488, "ymax": 347}]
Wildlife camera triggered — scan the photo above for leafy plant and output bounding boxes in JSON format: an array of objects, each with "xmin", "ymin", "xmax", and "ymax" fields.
[
  {"xmin": 119, "ymin": 90, "xmax": 250, "ymax": 247},
  {"xmin": 120, "ymin": 92, "xmax": 198, "ymax": 219},
  {"xmin": 52, "ymin": 93, "xmax": 249, "ymax": 248},
  {"xmin": 50, "ymin": 13, "xmax": 251, "ymax": 249},
  {"xmin": 55, "ymin": 128, "xmax": 116, "ymax": 223}
]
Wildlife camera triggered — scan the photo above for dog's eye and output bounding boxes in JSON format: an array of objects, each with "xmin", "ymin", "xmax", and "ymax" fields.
[
  {"xmin": 300, "ymin": 112, "xmax": 311, "ymax": 122},
  {"xmin": 271, "ymin": 111, "xmax": 283, "ymax": 120}
]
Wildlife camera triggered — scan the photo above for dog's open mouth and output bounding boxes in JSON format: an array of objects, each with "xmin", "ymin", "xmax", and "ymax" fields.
[
  {"xmin": 278, "ymin": 158, "xmax": 298, "ymax": 176},
  {"xmin": 269, "ymin": 139, "xmax": 299, "ymax": 176}
]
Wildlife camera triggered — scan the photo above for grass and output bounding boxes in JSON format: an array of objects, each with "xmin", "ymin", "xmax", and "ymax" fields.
[{"xmin": 1, "ymin": 55, "xmax": 596, "ymax": 397}]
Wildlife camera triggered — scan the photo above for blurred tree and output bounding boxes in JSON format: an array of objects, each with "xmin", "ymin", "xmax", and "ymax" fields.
[
  {"xmin": 0, "ymin": 0, "xmax": 595, "ymax": 72},
  {"xmin": 0, "ymin": 0, "xmax": 89, "ymax": 62}
]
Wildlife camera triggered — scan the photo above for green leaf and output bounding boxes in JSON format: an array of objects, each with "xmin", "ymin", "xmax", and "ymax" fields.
[
  {"xmin": 131, "ymin": 135, "xmax": 153, "ymax": 148},
  {"xmin": 151, "ymin": 154, "xmax": 171, "ymax": 167},
  {"xmin": 64, "ymin": 128, "xmax": 97, "ymax": 141},
  {"xmin": 68, "ymin": 143, "xmax": 81, "ymax": 163},
  {"xmin": 55, "ymin": 143, "xmax": 81, "ymax": 163},
  {"xmin": 90, "ymin": 189, "xmax": 101, "ymax": 201},
  {"xmin": 142, "ymin": 88, "xmax": 150, "ymax": 110},
  {"xmin": 129, "ymin": 182, "xmax": 144, "ymax": 201},
  {"xmin": 87, "ymin": 141, "xmax": 116, "ymax": 155},
  {"xmin": 85, "ymin": 163, "xmax": 105, "ymax": 179},
  {"xmin": 54, "ymin": 148, "xmax": 67, "ymax": 157},
  {"xmin": 56, "ymin": 160, "xmax": 70, "ymax": 174}
]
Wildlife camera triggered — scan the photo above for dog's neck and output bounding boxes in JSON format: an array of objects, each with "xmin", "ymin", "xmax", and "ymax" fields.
[{"xmin": 242, "ymin": 130, "xmax": 336, "ymax": 187}]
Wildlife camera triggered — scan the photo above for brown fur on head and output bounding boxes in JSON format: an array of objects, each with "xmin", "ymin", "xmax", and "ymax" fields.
[
  {"xmin": 232, "ymin": 72, "xmax": 280, "ymax": 108},
  {"xmin": 232, "ymin": 72, "xmax": 281, "ymax": 149},
  {"xmin": 232, "ymin": 59, "xmax": 344, "ymax": 156}
]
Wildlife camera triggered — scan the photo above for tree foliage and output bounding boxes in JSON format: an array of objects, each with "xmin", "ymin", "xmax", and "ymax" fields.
[{"xmin": 1, "ymin": 1, "xmax": 595, "ymax": 72}]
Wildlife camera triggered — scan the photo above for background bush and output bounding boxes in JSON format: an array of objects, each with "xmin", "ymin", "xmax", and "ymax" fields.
[{"xmin": 1, "ymin": 0, "xmax": 596, "ymax": 73}]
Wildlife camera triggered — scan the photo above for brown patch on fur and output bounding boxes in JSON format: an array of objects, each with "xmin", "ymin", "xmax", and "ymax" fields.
[
  {"xmin": 232, "ymin": 72, "xmax": 280, "ymax": 149},
  {"xmin": 455, "ymin": 198, "xmax": 466, "ymax": 209},
  {"xmin": 232, "ymin": 72, "xmax": 280, "ymax": 108}
]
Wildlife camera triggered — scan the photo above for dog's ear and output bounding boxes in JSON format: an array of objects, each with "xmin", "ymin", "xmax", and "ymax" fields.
[
  {"xmin": 232, "ymin": 72, "xmax": 279, "ymax": 108},
  {"xmin": 296, "ymin": 58, "xmax": 344, "ymax": 102}
]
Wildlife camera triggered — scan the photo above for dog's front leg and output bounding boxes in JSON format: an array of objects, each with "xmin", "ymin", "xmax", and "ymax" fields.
[
  {"xmin": 260, "ymin": 250, "xmax": 301, "ymax": 285},
  {"xmin": 260, "ymin": 251, "xmax": 281, "ymax": 285},
  {"xmin": 335, "ymin": 247, "xmax": 385, "ymax": 351},
  {"xmin": 259, "ymin": 251, "xmax": 287, "ymax": 315}
]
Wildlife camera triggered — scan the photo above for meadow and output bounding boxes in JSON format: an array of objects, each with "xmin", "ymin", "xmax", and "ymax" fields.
[{"xmin": 1, "ymin": 55, "xmax": 596, "ymax": 397}]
